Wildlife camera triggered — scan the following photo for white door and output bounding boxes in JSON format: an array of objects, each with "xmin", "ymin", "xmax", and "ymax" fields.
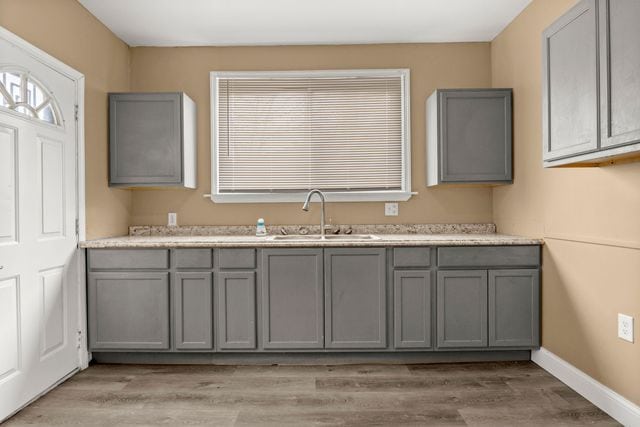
[{"xmin": 0, "ymin": 34, "xmax": 80, "ymax": 421}]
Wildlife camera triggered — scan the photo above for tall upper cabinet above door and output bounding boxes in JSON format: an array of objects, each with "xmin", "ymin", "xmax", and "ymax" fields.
[
  {"xmin": 543, "ymin": 0, "xmax": 640, "ymax": 167},
  {"xmin": 542, "ymin": 0, "xmax": 599, "ymax": 164},
  {"xmin": 599, "ymin": 0, "xmax": 640, "ymax": 150},
  {"xmin": 109, "ymin": 92, "xmax": 197, "ymax": 188}
]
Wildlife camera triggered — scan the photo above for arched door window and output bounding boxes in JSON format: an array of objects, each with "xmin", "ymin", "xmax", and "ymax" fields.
[{"xmin": 0, "ymin": 68, "xmax": 62, "ymax": 126}]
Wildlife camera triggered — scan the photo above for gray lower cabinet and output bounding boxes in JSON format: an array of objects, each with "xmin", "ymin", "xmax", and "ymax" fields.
[
  {"xmin": 542, "ymin": 0, "xmax": 599, "ymax": 162},
  {"xmin": 217, "ymin": 271, "xmax": 256, "ymax": 350},
  {"xmin": 86, "ymin": 245, "xmax": 541, "ymax": 355},
  {"xmin": 393, "ymin": 270, "xmax": 432, "ymax": 349},
  {"xmin": 488, "ymin": 269, "xmax": 540, "ymax": 347},
  {"xmin": 88, "ymin": 272, "xmax": 170, "ymax": 350},
  {"xmin": 262, "ymin": 249, "xmax": 324, "ymax": 349},
  {"xmin": 427, "ymin": 89, "xmax": 512, "ymax": 186},
  {"xmin": 324, "ymin": 248, "xmax": 387, "ymax": 349},
  {"xmin": 436, "ymin": 270, "xmax": 488, "ymax": 348},
  {"xmin": 174, "ymin": 272, "xmax": 213, "ymax": 350}
]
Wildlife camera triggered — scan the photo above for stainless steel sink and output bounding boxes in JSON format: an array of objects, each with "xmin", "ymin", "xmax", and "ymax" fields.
[
  {"xmin": 323, "ymin": 234, "xmax": 380, "ymax": 240},
  {"xmin": 269, "ymin": 234, "xmax": 379, "ymax": 241},
  {"xmin": 268, "ymin": 235, "xmax": 323, "ymax": 241}
]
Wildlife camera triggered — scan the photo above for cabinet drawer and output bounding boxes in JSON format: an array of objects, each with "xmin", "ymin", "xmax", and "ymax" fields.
[
  {"xmin": 393, "ymin": 247, "xmax": 431, "ymax": 268},
  {"xmin": 437, "ymin": 246, "xmax": 539, "ymax": 268},
  {"xmin": 219, "ymin": 249, "xmax": 256, "ymax": 269},
  {"xmin": 174, "ymin": 249, "xmax": 213, "ymax": 269},
  {"xmin": 89, "ymin": 249, "xmax": 169, "ymax": 270}
]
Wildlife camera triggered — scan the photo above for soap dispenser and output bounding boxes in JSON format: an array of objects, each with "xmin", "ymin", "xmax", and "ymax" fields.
[{"xmin": 256, "ymin": 218, "xmax": 267, "ymax": 237}]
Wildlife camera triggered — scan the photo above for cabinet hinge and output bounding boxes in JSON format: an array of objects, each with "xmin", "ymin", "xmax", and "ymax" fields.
[
  {"xmin": 75, "ymin": 218, "xmax": 80, "ymax": 236},
  {"xmin": 76, "ymin": 330, "xmax": 83, "ymax": 349},
  {"xmin": 74, "ymin": 104, "xmax": 79, "ymax": 121}
]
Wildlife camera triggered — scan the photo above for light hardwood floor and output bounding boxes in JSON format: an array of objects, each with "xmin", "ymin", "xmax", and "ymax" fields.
[{"xmin": 4, "ymin": 361, "xmax": 618, "ymax": 426}]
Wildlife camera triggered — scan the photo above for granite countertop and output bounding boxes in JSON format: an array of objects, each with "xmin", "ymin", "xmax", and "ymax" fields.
[
  {"xmin": 80, "ymin": 233, "xmax": 543, "ymax": 249},
  {"xmin": 80, "ymin": 224, "xmax": 543, "ymax": 248}
]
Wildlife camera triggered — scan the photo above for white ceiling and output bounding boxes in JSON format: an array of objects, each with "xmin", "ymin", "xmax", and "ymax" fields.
[{"xmin": 78, "ymin": 0, "xmax": 532, "ymax": 47}]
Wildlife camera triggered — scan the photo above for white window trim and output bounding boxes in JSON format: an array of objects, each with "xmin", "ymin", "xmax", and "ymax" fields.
[{"xmin": 209, "ymin": 69, "xmax": 412, "ymax": 203}]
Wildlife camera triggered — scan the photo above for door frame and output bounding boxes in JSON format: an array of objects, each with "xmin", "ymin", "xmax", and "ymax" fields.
[{"xmin": 0, "ymin": 26, "xmax": 88, "ymax": 368}]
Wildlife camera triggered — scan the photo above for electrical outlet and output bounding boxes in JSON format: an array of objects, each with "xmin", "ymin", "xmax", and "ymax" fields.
[
  {"xmin": 168, "ymin": 212, "xmax": 177, "ymax": 227},
  {"xmin": 618, "ymin": 313, "xmax": 634, "ymax": 343},
  {"xmin": 385, "ymin": 203, "xmax": 399, "ymax": 216}
]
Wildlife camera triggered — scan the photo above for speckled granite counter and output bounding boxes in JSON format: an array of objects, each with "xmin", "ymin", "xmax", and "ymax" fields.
[{"xmin": 80, "ymin": 233, "xmax": 543, "ymax": 249}]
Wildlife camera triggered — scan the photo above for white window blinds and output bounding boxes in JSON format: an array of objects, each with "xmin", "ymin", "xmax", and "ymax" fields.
[{"xmin": 212, "ymin": 70, "xmax": 410, "ymax": 202}]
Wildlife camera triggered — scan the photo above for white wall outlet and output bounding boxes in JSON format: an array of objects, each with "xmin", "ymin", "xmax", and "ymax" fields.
[
  {"xmin": 168, "ymin": 212, "xmax": 177, "ymax": 227},
  {"xmin": 385, "ymin": 203, "xmax": 399, "ymax": 216},
  {"xmin": 618, "ymin": 313, "xmax": 634, "ymax": 343}
]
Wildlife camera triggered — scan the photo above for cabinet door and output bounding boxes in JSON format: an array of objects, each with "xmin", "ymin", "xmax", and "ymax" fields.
[
  {"xmin": 109, "ymin": 93, "xmax": 183, "ymax": 186},
  {"xmin": 542, "ymin": 0, "xmax": 599, "ymax": 161},
  {"xmin": 174, "ymin": 272, "xmax": 213, "ymax": 350},
  {"xmin": 439, "ymin": 90, "xmax": 512, "ymax": 183},
  {"xmin": 88, "ymin": 272, "xmax": 170, "ymax": 350},
  {"xmin": 393, "ymin": 270, "xmax": 432, "ymax": 349},
  {"xmin": 262, "ymin": 249, "xmax": 323, "ymax": 349},
  {"xmin": 217, "ymin": 271, "xmax": 256, "ymax": 350},
  {"xmin": 325, "ymin": 248, "xmax": 386, "ymax": 349},
  {"xmin": 599, "ymin": 0, "xmax": 640, "ymax": 149},
  {"xmin": 436, "ymin": 270, "xmax": 487, "ymax": 348},
  {"xmin": 488, "ymin": 269, "xmax": 540, "ymax": 348}
]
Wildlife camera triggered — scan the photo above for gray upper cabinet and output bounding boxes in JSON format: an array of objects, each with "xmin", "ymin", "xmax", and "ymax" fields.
[
  {"xmin": 262, "ymin": 249, "xmax": 324, "ymax": 349},
  {"xmin": 599, "ymin": 0, "xmax": 640, "ymax": 150},
  {"xmin": 488, "ymin": 269, "xmax": 540, "ymax": 348},
  {"xmin": 543, "ymin": 0, "xmax": 640, "ymax": 166},
  {"xmin": 217, "ymin": 271, "xmax": 256, "ymax": 350},
  {"xmin": 174, "ymin": 272, "xmax": 213, "ymax": 350},
  {"xmin": 542, "ymin": 0, "xmax": 599, "ymax": 162},
  {"xmin": 393, "ymin": 270, "xmax": 432, "ymax": 349},
  {"xmin": 88, "ymin": 272, "xmax": 170, "ymax": 350},
  {"xmin": 109, "ymin": 92, "xmax": 196, "ymax": 188},
  {"xmin": 324, "ymin": 248, "xmax": 387, "ymax": 349},
  {"xmin": 427, "ymin": 89, "xmax": 512, "ymax": 186},
  {"xmin": 436, "ymin": 270, "xmax": 488, "ymax": 348}
]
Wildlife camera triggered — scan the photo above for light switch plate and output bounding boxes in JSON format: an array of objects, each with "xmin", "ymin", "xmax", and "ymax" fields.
[
  {"xmin": 385, "ymin": 203, "xmax": 399, "ymax": 216},
  {"xmin": 618, "ymin": 313, "xmax": 634, "ymax": 343},
  {"xmin": 168, "ymin": 212, "xmax": 177, "ymax": 227}
]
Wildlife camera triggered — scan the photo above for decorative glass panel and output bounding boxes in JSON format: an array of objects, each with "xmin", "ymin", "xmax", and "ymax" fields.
[{"xmin": 0, "ymin": 69, "xmax": 62, "ymax": 126}]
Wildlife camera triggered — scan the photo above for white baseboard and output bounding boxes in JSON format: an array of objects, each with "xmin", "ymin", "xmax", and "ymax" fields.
[{"xmin": 532, "ymin": 347, "xmax": 640, "ymax": 427}]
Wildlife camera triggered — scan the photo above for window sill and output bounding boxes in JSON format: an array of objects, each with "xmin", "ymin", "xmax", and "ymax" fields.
[{"xmin": 209, "ymin": 191, "xmax": 414, "ymax": 203}]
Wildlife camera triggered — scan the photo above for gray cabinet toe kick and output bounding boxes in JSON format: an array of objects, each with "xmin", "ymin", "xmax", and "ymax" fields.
[{"xmin": 86, "ymin": 245, "xmax": 540, "ymax": 357}]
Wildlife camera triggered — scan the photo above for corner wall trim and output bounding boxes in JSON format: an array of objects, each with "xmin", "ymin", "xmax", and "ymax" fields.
[{"xmin": 532, "ymin": 347, "xmax": 640, "ymax": 427}]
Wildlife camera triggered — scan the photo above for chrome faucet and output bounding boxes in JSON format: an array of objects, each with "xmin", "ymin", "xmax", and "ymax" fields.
[{"xmin": 302, "ymin": 189, "xmax": 326, "ymax": 237}]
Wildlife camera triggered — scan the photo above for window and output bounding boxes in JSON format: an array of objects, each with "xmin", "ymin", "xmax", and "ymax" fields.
[
  {"xmin": 210, "ymin": 69, "xmax": 411, "ymax": 202},
  {"xmin": 0, "ymin": 69, "xmax": 62, "ymax": 126}
]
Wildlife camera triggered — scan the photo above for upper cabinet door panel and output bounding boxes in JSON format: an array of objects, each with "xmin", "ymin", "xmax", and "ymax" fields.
[
  {"xmin": 109, "ymin": 92, "xmax": 196, "ymax": 188},
  {"xmin": 110, "ymin": 93, "xmax": 182, "ymax": 185},
  {"xmin": 426, "ymin": 89, "xmax": 512, "ymax": 186},
  {"xmin": 440, "ymin": 90, "xmax": 512, "ymax": 183},
  {"xmin": 542, "ymin": 0, "xmax": 599, "ymax": 161},
  {"xmin": 599, "ymin": 0, "xmax": 640, "ymax": 148}
]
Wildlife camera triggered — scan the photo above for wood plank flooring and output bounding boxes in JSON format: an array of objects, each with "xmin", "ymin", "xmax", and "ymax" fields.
[{"xmin": 4, "ymin": 361, "xmax": 619, "ymax": 426}]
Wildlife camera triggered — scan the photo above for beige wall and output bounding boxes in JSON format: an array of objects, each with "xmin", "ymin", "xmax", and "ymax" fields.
[
  {"xmin": 492, "ymin": 0, "xmax": 640, "ymax": 405},
  {"xmin": 0, "ymin": 0, "xmax": 132, "ymax": 239},
  {"xmin": 128, "ymin": 44, "xmax": 493, "ymax": 226}
]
